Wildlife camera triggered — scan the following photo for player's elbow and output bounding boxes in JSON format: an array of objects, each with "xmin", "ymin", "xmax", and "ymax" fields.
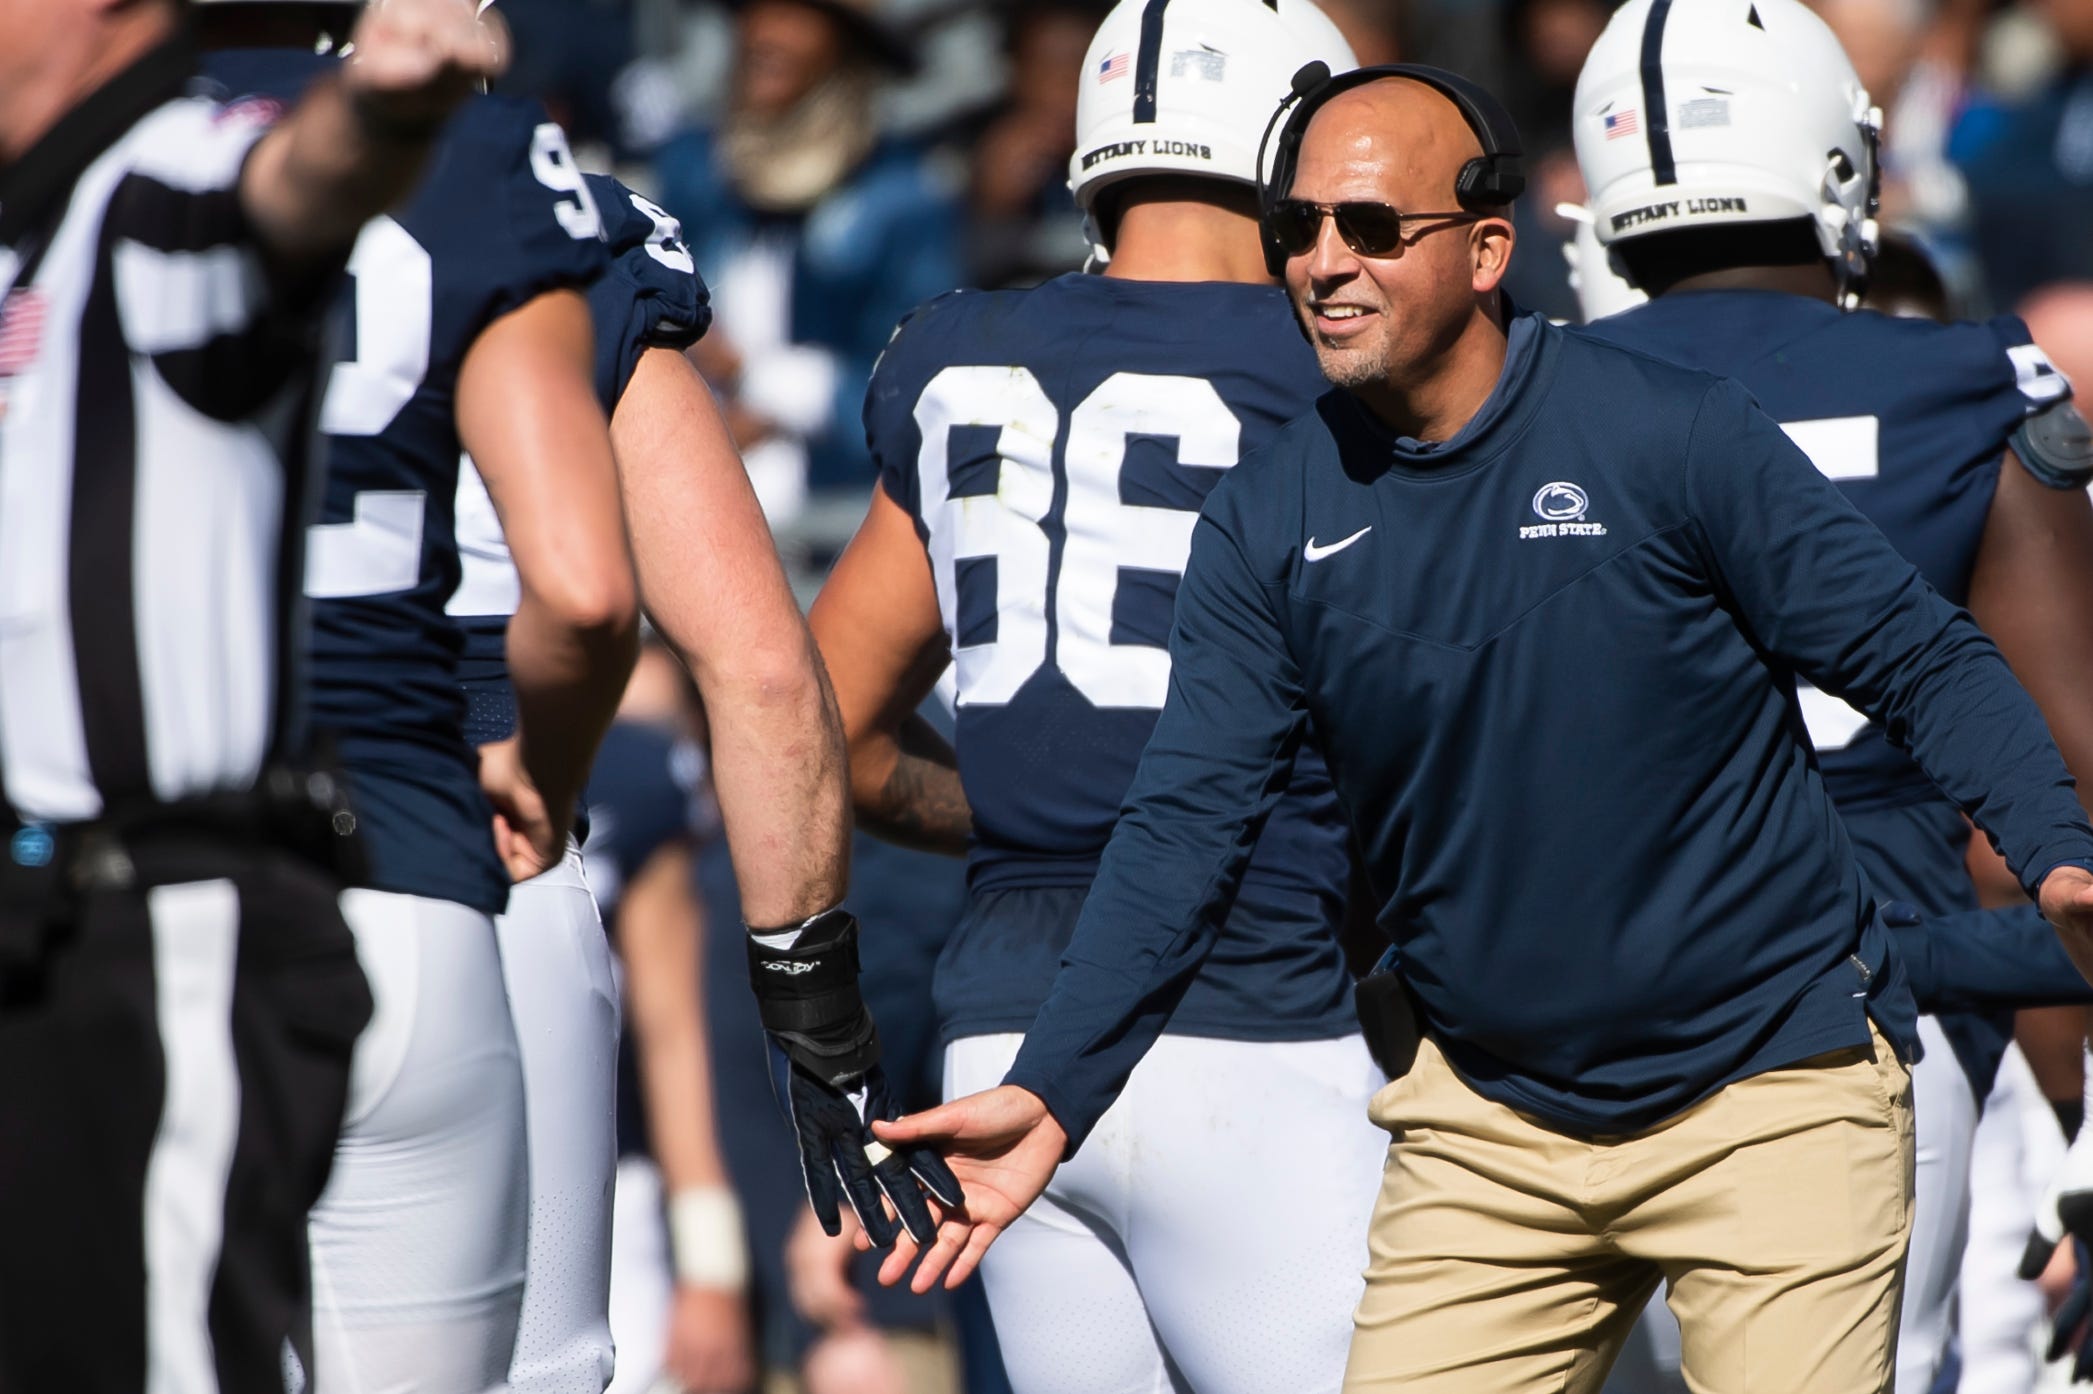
[
  {"xmin": 535, "ymin": 561, "xmax": 641, "ymax": 650},
  {"xmin": 739, "ymin": 648, "xmax": 830, "ymax": 719},
  {"xmin": 681, "ymin": 622, "xmax": 826, "ymax": 715}
]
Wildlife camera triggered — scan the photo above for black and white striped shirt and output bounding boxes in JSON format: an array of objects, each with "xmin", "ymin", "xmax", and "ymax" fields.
[{"xmin": 0, "ymin": 40, "xmax": 328, "ymax": 825}]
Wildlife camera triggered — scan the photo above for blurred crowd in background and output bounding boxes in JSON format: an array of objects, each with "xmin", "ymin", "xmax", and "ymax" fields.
[
  {"xmin": 499, "ymin": 2, "xmax": 2093, "ymax": 1390},
  {"xmin": 493, "ymin": 0, "xmax": 2093, "ymax": 581}
]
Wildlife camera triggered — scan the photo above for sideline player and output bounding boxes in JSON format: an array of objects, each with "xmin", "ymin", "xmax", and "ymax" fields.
[
  {"xmin": 1568, "ymin": 3, "xmax": 2093, "ymax": 1386},
  {"xmin": 806, "ymin": 4, "xmax": 1382, "ymax": 1391},
  {"xmin": 450, "ymin": 170, "xmax": 891, "ymax": 1391},
  {"xmin": 198, "ymin": 2, "xmax": 641, "ymax": 1388}
]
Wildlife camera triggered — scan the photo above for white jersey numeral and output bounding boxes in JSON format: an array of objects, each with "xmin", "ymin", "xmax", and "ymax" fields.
[
  {"xmin": 915, "ymin": 367, "xmax": 1056, "ymax": 706},
  {"xmin": 625, "ymin": 190, "xmax": 695, "ymax": 274},
  {"xmin": 1060, "ymin": 374, "xmax": 1240, "ymax": 708},
  {"xmin": 320, "ymin": 217, "xmax": 431, "ymax": 440},
  {"xmin": 913, "ymin": 368, "xmax": 1244, "ymax": 711},
  {"xmin": 1783, "ymin": 414, "xmax": 1880, "ymax": 751},
  {"xmin": 1781, "ymin": 415, "xmax": 1880, "ymax": 482},
  {"xmin": 305, "ymin": 489, "xmax": 427, "ymax": 599},
  {"xmin": 529, "ymin": 123, "xmax": 604, "ymax": 242},
  {"xmin": 308, "ymin": 217, "xmax": 437, "ymax": 600}
]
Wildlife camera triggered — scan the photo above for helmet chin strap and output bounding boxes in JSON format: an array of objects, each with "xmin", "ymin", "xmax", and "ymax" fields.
[
  {"xmin": 1836, "ymin": 102, "xmax": 1885, "ymax": 310},
  {"xmin": 1819, "ymin": 137, "xmax": 1881, "ymax": 310},
  {"xmin": 1081, "ymin": 210, "xmax": 1111, "ymax": 273}
]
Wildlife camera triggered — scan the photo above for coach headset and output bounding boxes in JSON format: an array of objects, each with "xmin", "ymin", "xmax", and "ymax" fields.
[{"xmin": 1255, "ymin": 62, "xmax": 1527, "ymax": 277}]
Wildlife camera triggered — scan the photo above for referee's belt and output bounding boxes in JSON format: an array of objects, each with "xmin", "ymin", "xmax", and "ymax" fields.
[{"xmin": 0, "ymin": 765, "xmax": 367, "ymax": 906}]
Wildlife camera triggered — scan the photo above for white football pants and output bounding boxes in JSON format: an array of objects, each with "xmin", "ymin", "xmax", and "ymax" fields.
[
  {"xmin": 1959, "ymin": 1043, "xmax": 2072, "ymax": 1394},
  {"xmin": 499, "ymin": 847, "xmax": 623, "ymax": 1394},
  {"xmin": 309, "ymin": 890, "xmax": 528, "ymax": 1394},
  {"xmin": 604, "ymin": 1156, "xmax": 673, "ymax": 1394},
  {"xmin": 946, "ymin": 1032, "xmax": 1385, "ymax": 1394},
  {"xmin": 1896, "ymin": 1013, "xmax": 1981, "ymax": 1394}
]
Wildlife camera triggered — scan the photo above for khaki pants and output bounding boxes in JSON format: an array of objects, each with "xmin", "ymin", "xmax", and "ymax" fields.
[{"xmin": 1346, "ymin": 1026, "xmax": 1915, "ymax": 1394}]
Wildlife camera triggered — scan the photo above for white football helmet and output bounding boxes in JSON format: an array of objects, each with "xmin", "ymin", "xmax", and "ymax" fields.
[
  {"xmin": 1573, "ymin": 0, "xmax": 1881, "ymax": 303},
  {"xmin": 1070, "ymin": 0, "xmax": 1355, "ymax": 259},
  {"xmin": 1557, "ymin": 203, "xmax": 1647, "ymax": 323}
]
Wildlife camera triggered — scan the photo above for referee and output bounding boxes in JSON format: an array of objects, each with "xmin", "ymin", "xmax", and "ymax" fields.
[
  {"xmin": 0, "ymin": 2, "xmax": 506, "ymax": 1390},
  {"xmin": 877, "ymin": 71, "xmax": 2093, "ymax": 1392}
]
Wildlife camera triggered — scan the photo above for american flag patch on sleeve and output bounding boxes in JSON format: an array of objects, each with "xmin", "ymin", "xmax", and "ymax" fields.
[{"xmin": 0, "ymin": 289, "xmax": 46, "ymax": 380}]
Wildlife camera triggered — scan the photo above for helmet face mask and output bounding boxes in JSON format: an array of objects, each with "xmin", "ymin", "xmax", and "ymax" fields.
[
  {"xmin": 1068, "ymin": 0, "xmax": 1356, "ymax": 262},
  {"xmin": 1571, "ymin": 0, "xmax": 1882, "ymax": 306}
]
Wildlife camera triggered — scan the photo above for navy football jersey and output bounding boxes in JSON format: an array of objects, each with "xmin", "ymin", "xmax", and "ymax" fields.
[
  {"xmin": 1580, "ymin": 291, "xmax": 2076, "ymax": 1094},
  {"xmin": 581, "ymin": 720, "xmax": 702, "ymax": 925},
  {"xmin": 864, "ymin": 274, "xmax": 1355, "ymax": 1042},
  {"xmin": 1579, "ymin": 292, "xmax": 2068, "ymax": 813},
  {"xmin": 206, "ymin": 52, "xmax": 612, "ymax": 912},
  {"xmin": 451, "ymin": 175, "xmax": 712, "ymax": 744}
]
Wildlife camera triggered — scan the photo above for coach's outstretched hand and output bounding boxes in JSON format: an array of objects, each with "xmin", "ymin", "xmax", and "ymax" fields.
[
  {"xmin": 2040, "ymin": 865, "xmax": 2093, "ymax": 984},
  {"xmin": 864, "ymin": 1086, "xmax": 1067, "ymax": 1292}
]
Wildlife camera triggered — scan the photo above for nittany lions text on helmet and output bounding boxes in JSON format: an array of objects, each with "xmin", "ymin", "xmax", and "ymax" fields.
[
  {"xmin": 1574, "ymin": 0, "xmax": 1882, "ymax": 303},
  {"xmin": 1068, "ymin": 0, "xmax": 1354, "ymax": 261}
]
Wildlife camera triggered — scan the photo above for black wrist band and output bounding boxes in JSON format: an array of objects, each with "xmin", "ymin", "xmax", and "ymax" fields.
[{"xmin": 747, "ymin": 911, "xmax": 880, "ymax": 1085}]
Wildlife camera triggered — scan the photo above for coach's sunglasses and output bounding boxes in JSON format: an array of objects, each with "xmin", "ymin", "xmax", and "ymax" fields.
[{"xmin": 1264, "ymin": 199, "xmax": 1478, "ymax": 259}]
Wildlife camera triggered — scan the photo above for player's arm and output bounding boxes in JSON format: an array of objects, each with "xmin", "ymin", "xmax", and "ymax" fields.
[
  {"xmin": 1963, "ymin": 441, "xmax": 2093, "ymax": 909},
  {"xmin": 1966, "ymin": 431, "xmax": 2093, "ymax": 1287},
  {"xmin": 617, "ymin": 839, "xmax": 758, "ymax": 1392},
  {"xmin": 240, "ymin": 0, "xmax": 504, "ymax": 272},
  {"xmin": 808, "ymin": 484, "xmax": 972, "ymax": 857},
  {"xmin": 1967, "ymin": 446, "xmax": 2093, "ymax": 805},
  {"xmin": 610, "ymin": 345, "xmax": 849, "ymax": 924},
  {"xmin": 1682, "ymin": 380, "xmax": 2093, "ymax": 966},
  {"xmin": 459, "ymin": 289, "xmax": 639, "ymax": 877}
]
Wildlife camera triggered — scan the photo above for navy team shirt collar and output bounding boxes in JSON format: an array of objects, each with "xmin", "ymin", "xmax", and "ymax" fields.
[
  {"xmin": 0, "ymin": 33, "xmax": 199, "ymax": 249},
  {"xmin": 1629, "ymin": 285, "xmax": 1844, "ymax": 325},
  {"xmin": 1339, "ymin": 307, "xmax": 1551, "ymax": 473}
]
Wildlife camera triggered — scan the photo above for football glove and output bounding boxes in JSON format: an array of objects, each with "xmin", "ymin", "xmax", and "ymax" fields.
[
  {"xmin": 747, "ymin": 910, "xmax": 962, "ymax": 1248},
  {"xmin": 2045, "ymin": 1240, "xmax": 2093, "ymax": 1381},
  {"xmin": 2023, "ymin": 1089, "xmax": 2093, "ymax": 1279}
]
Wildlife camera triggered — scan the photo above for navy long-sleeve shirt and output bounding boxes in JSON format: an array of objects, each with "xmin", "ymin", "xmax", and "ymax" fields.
[{"xmin": 1003, "ymin": 312, "xmax": 2093, "ymax": 1144}]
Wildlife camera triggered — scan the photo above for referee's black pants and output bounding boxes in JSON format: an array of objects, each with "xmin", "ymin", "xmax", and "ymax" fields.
[{"xmin": 0, "ymin": 834, "xmax": 371, "ymax": 1394}]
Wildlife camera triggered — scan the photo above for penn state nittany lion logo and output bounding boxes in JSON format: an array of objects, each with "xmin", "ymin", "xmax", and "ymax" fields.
[
  {"xmin": 1520, "ymin": 482, "xmax": 1607, "ymax": 540},
  {"xmin": 1531, "ymin": 482, "xmax": 1590, "ymax": 522}
]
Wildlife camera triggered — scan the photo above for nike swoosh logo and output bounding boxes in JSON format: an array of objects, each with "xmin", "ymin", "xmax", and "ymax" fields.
[{"xmin": 1303, "ymin": 526, "xmax": 1373, "ymax": 562}]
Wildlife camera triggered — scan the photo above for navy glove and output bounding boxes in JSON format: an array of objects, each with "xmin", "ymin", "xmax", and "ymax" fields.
[{"xmin": 748, "ymin": 910, "xmax": 962, "ymax": 1248}]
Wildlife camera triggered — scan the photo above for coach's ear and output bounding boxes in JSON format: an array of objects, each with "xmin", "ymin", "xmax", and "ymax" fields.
[{"xmin": 1470, "ymin": 213, "xmax": 1515, "ymax": 297}]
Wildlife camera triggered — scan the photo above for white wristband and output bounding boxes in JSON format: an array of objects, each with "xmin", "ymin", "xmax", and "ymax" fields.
[{"xmin": 669, "ymin": 1186, "xmax": 748, "ymax": 1291}]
